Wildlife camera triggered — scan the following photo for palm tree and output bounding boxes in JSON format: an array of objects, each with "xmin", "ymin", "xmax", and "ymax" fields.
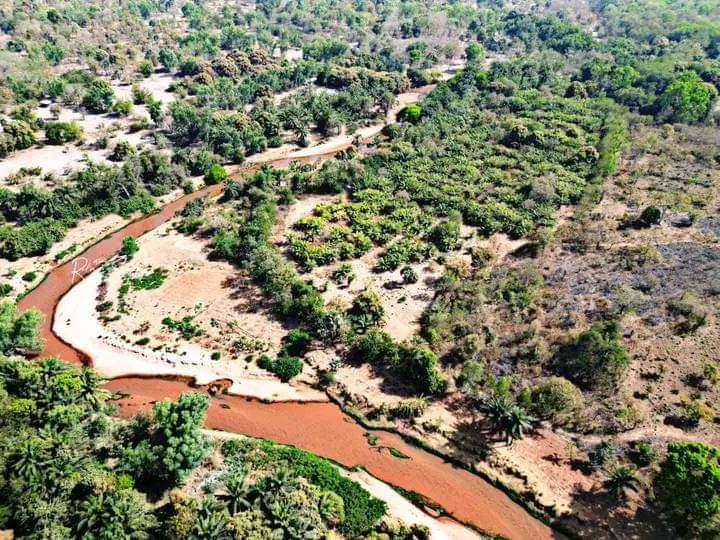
[
  {"xmin": 7, "ymin": 439, "xmax": 46, "ymax": 483},
  {"xmin": 75, "ymin": 492, "xmax": 107, "ymax": 536},
  {"xmin": 481, "ymin": 396, "xmax": 533, "ymax": 446},
  {"xmin": 505, "ymin": 405, "xmax": 532, "ymax": 445},
  {"xmin": 216, "ymin": 470, "xmax": 250, "ymax": 515},
  {"xmin": 192, "ymin": 498, "xmax": 232, "ymax": 539},
  {"xmin": 603, "ymin": 465, "xmax": 639, "ymax": 502},
  {"xmin": 222, "ymin": 180, "xmax": 243, "ymax": 201},
  {"xmin": 76, "ymin": 490, "xmax": 154, "ymax": 539},
  {"xmin": 77, "ymin": 368, "xmax": 108, "ymax": 410}
]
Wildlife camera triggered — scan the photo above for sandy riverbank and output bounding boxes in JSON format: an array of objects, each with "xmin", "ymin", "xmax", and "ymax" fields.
[{"xmin": 54, "ymin": 259, "xmax": 326, "ymax": 402}]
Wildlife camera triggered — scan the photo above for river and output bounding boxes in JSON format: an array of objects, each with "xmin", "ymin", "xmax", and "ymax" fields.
[{"xmin": 17, "ymin": 87, "xmax": 560, "ymax": 540}]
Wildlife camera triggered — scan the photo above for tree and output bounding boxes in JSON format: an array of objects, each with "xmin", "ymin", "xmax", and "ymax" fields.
[
  {"xmin": 158, "ymin": 48, "xmax": 178, "ymax": 71},
  {"xmin": 397, "ymin": 345, "xmax": 446, "ymax": 396},
  {"xmin": 0, "ymin": 120, "xmax": 36, "ymax": 156},
  {"xmin": 465, "ymin": 42, "xmax": 485, "ymax": 63},
  {"xmin": 121, "ymin": 392, "xmax": 212, "ymax": 486},
  {"xmin": 138, "ymin": 60, "xmax": 154, "ymax": 78},
  {"xmin": 560, "ymin": 320, "xmax": 630, "ymax": 391},
  {"xmin": 82, "ymin": 80, "xmax": 116, "ymax": 113},
  {"xmin": 530, "ymin": 377, "xmax": 583, "ymax": 422},
  {"xmin": 348, "ymin": 291, "xmax": 385, "ymax": 331},
  {"xmin": 428, "ymin": 219, "xmax": 460, "ymax": 252},
  {"xmin": 659, "ymin": 71, "xmax": 718, "ymax": 123},
  {"xmin": 656, "ymin": 442, "xmax": 720, "ymax": 535},
  {"xmin": 75, "ymin": 489, "xmax": 155, "ymax": 539},
  {"xmin": 603, "ymin": 465, "xmax": 638, "ymax": 502},
  {"xmin": 258, "ymin": 355, "xmax": 303, "ymax": 381},
  {"xmin": 0, "ymin": 301, "xmax": 44, "ymax": 356},
  {"xmin": 481, "ymin": 396, "xmax": 532, "ymax": 445},
  {"xmin": 120, "ymin": 236, "xmax": 139, "ymax": 258},
  {"xmin": 205, "ymin": 164, "xmax": 228, "ymax": 185}
]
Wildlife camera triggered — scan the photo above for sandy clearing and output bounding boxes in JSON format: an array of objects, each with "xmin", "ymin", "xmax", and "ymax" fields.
[
  {"xmin": 112, "ymin": 72, "xmax": 178, "ymax": 105},
  {"xmin": 53, "ymin": 222, "xmax": 325, "ymax": 402},
  {"xmin": 1, "ymin": 72, "xmax": 176, "ymax": 182},
  {"xmin": 54, "ymin": 267, "xmax": 325, "ymax": 401}
]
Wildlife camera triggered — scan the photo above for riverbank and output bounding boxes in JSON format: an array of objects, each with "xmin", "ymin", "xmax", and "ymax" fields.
[{"xmin": 107, "ymin": 376, "xmax": 557, "ymax": 540}]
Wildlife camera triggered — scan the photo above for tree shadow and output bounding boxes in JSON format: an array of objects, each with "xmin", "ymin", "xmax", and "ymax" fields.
[{"xmin": 564, "ymin": 481, "xmax": 674, "ymax": 539}]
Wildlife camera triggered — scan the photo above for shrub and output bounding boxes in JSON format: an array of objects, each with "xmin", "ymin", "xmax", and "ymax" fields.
[
  {"xmin": 0, "ymin": 120, "xmax": 36, "ymax": 156},
  {"xmin": 400, "ymin": 265, "xmax": 418, "ymax": 284},
  {"xmin": 630, "ymin": 441, "xmax": 656, "ymax": 467},
  {"xmin": 113, "ymin": 99, "xmax": 133, "ymax": 116},
  {"xmin": 397, "ymin": 344, "xmax": 446, "ymax": 396},
  {"xmin": 281, "ymin": 328, "xmax": 312, "ymax": 357},
  {"xmin": 559, "ymin": 320, "xmax": 630, "ymax": 391},
  {"xmin": 204, "ymin": 163, "xmax": 228, "ymax": 185},
  {"xmin": 45, "ymin": 121, "xmax": 83, "ymax": 144},
  {"xmin": 638, "ymin": 205, "xmax": 661, "ymax": 227},
  {"xmin": 259, "ymin": 354, "xmax": 303, "ymax": 381},
  {"xmin": 656, "ymin": 442, "xmax": 720, "ymax": 536},
  {"xmin": 120, "ymin": 236, "xmax": 139, "ymax": 258},
  {"xmin": 349, "ymin": 329, "xmax": 398, "ymax": 366},
  {"xmin": 456, "ymin": 360, "xmax": 485, "ymax": 393},
  {"xmin": 82, "ymin": 79, "xmax": 115, "ymax": 113},
  {"xmin": 390, "ymin": 398, "xmax": 428, "ymax": 419},
  {"xmin": 21, "ymin": 271, "xmax": 37, "ymax": 282},
  {"xmin": 400, "ymin": 103, "xmax": 422, "ymax": 123},
  {"xmin": 428, "ymin": 219, "xmax": 460, "ymax": 252},
  {"xmin": 348, "ymin": 291, "xmax": 385, "ymax": 331},
  {"xmin": 110, "ymin": 140, "xmax": 137, "ymax": 161},
  {"xmin": 530, "ymin": 377, "xmax": 583, "ymax": 422}
]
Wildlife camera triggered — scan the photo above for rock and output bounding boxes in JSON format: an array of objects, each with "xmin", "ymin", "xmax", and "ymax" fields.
[{"xmin": 665, "ymin": 212, "xmax": 693, "ymax": 228}]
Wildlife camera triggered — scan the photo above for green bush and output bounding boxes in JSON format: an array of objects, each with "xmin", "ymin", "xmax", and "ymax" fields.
[
  {"xmin": 204, "ymin": 163, "xmax": 228, "ymax": 185},
  {"xmin": 82, "ymin": 79, "xmax": 116, "ymax": 113},
  {"xmin": 120, "ymin": 236, "xmax": 139, "ymax": 258},
  {"xmin": 559, "ymin": 320, "xmax": 630, "ymax": 391},
  {"xmin": 258, "ymin": 354, "xmax": 303, "ymax": 381},
  {"xmin": 45, "ymin": 121, "xmax": 83, "ymax": 145},
  {"xmin": 281, "ymin": 328, "xmax": 312, "ymax": 357},
  {"xmin": 1, "ymin": 218, "xmax": 67, "ymax": 260},
  {"xmin": 530, "ymin": 377, "xmax": 583, "ymax": 422},
  {"xmin": 656, "ymin": 442, "xmax": 720, "ymax": 536}
]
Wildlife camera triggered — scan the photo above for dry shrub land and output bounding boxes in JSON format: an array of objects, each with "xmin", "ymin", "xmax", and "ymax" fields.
[{"xmin": 2, "ymin": 0, "xmax": 720, "ymax": 538}]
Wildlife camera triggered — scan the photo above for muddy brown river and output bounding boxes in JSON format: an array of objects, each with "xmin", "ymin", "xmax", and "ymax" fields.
[{"xmin": 18, "ymin": 113, "xmax": 559, "ymax": 540}]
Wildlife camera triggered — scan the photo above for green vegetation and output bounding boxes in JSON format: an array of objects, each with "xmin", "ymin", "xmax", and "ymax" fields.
[
  {"xmin": 130, "ymin": 268, "xmax": 168, "ymax": 290},
  {"xmin": 119, "ymin": 392, "xmax": 212, "ymax": 487},
  {"xmin": 656, "ymin": 442, "xmax": 720, "ymax": 536},
  {"xmin": 120, "ymin": 236, "xmax": 139, "ymax": 258},
  {"xmin": 559, "ymin": 320, "xmax": 630, "ymax": 391},
  {"xmin": 0, "ymin": 151, "xmax": 184, "ymax": 259},
  {"xmin": 221, "ymin": 437, "xmax": 386, "ymax": 536},
  {"xmin": 0, "ymin": 301, "xmax": 43, "ymax": 356},
  {"xmin": 45, "ymin": 121, "xmax": 83, "ymax": 144},
  {"xmin": 162, "ymin": 315, "xmax": 203, "ymax": 339}
]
